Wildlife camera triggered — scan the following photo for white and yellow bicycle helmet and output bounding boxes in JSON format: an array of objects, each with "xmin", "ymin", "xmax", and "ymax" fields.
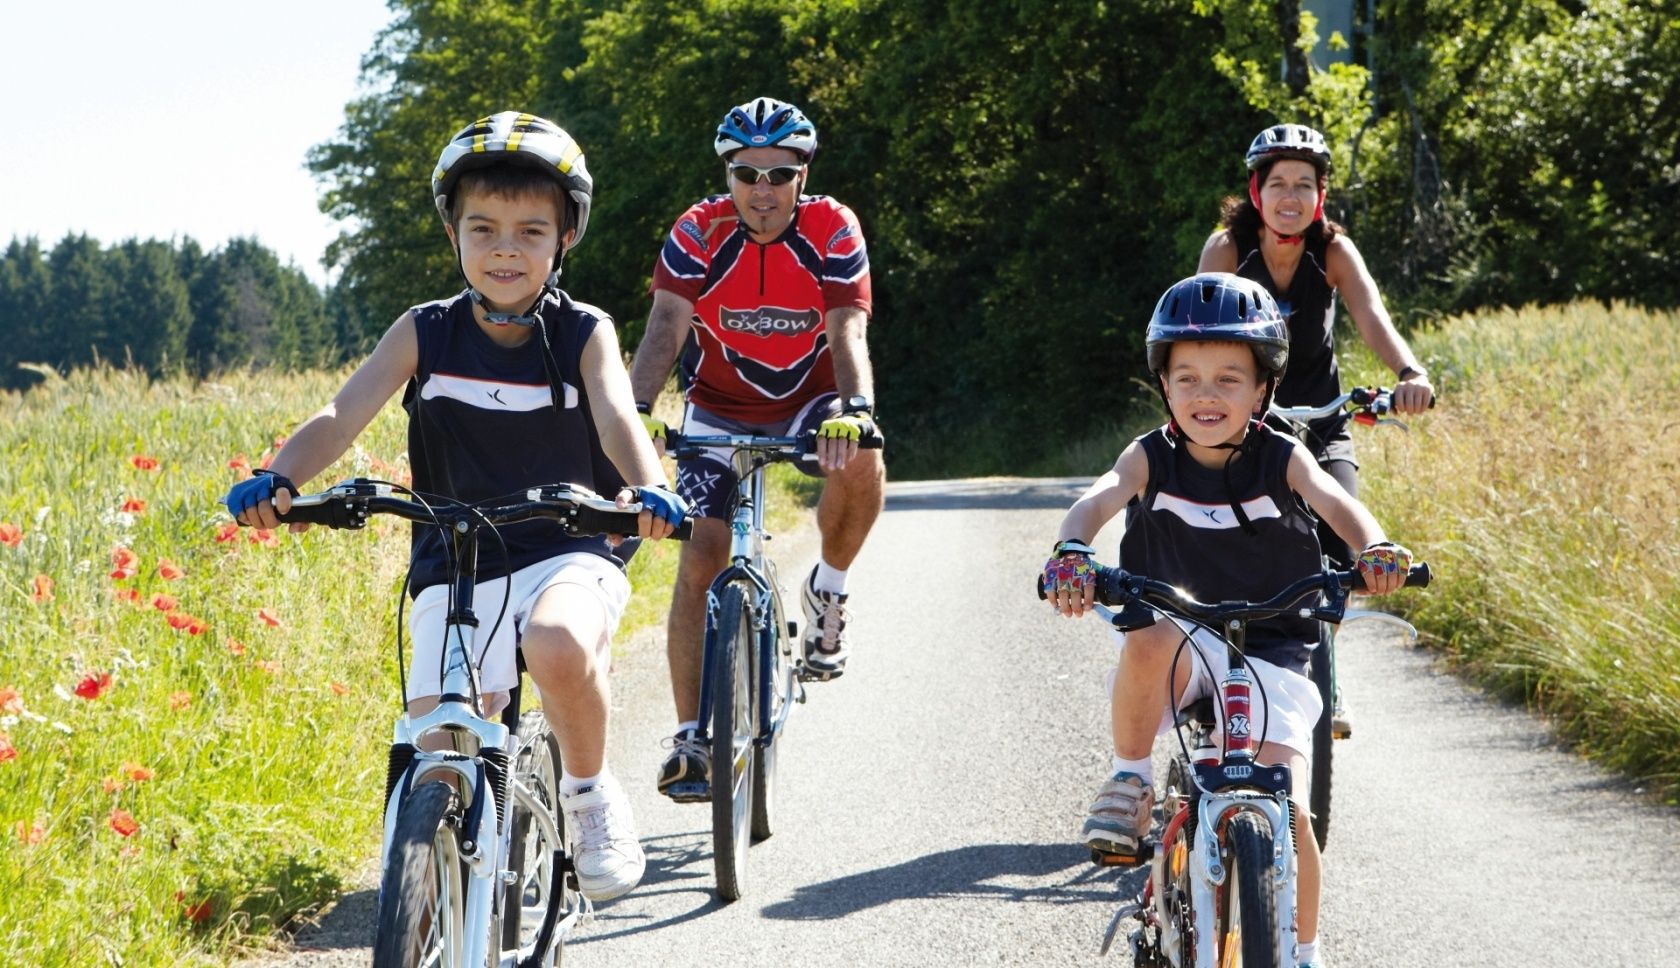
[{"xmin": 432, "ymin": 111, "xmax": 594, "ymax": 258}]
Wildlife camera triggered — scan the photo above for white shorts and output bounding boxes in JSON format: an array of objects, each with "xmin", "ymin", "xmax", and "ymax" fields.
[
  {"xmin": 1113, "ymin": 616, "xmax": 1324, "ymax": 762},
  {"xmin": 408, "ymin": 553, "xmax": 630, "ymax": 711}
]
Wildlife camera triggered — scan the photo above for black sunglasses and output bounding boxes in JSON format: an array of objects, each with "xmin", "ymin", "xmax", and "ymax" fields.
[{"xmin": 728, "ymin": 162, "xmax": 802, "ymax": 186}]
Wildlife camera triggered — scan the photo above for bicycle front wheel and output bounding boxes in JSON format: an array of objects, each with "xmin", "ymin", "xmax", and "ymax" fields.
[
  {"xmin": 503, "ymin": 710, "xmax": 571, "ymax": 966},
  {"xmin": 1308, "ymin": 622, "xmax": 1334, "ymax": 850},
  {"xmin": 710, "ymin": 582, "xmax": 756, "ymax": 901},
  {"xmin": 373, "ymin": 780, "xmax": 467, "ymax": 968},
  {"xmin": 751, "ymin": 579, "xmax": 792, "ymax": 842},
  {"xmin": 1217, "ymin": 811, "xmax": 1278, "ymax": 968}
]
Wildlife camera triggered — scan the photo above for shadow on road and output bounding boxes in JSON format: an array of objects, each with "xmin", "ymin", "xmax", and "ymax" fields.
[
  {"xmin": 279, "ymin": 887, "xmax": 377, "ymax": 951},
  {"xmin": 885, "ymin": 478, "xmax": 1088, "ymax": 511},
  {"xmin": 760, "ymin": 843, "xmax": 1142, "ymax": 920}
]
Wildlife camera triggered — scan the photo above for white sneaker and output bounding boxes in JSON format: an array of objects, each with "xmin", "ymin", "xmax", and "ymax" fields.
[
  {"xmin": 561, "ymin": 779, "xmax": 646, "ymax": 901},
  {"xmin": 800, "ymin": 567, "xmax": 850, "ymax": 680}
]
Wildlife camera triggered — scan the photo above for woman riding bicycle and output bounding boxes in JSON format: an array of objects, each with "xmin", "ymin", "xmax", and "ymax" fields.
[
  {"xmin": 1043, "ymin": 273, "xmax": 1415, "ymax": 968},
  {"xmin": 1197, "ymin": 123, "xmax": 1434, "ymax": 565}
]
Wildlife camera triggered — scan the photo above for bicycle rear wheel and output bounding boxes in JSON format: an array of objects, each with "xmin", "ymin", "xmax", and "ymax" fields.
[
  {"xmin": 750, "ymin": 580, "xmax": 791, "ymax": 842},
  {"xmin": 1216, "ymin": 811, "xmax": 1278, "ymax": 968},
  {"xmin": 503, "ymin": 710, "xmax": 571, "ymax": 966},
  {"xmin": 710, "ymin": 583, "xmax": 756, "ymax": 901},
  {"xmin": 373, "ymin": 780, "xmax": 466, "ymax": 968},
  {"xmin": 1308, "ymin": 622, "xmax": 1334, "ymax": 849}
]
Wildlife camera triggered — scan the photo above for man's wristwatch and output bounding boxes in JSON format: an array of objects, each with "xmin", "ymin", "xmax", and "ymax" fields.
[
  {"xmin": 1397, "ymin": 365, "xmax": 1428, "ymax": 382},
  {"xmin": 843, "ymin": 394, "xmax": 873, "ymax": 416}
]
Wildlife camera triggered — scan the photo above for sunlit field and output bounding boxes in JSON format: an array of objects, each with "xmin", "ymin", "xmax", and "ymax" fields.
[{"xmin": 0, "ymin": 366, "xmax": 782, "ymax": 964}]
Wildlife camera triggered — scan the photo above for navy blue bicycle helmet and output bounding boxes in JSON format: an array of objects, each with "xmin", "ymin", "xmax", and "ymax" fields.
[{"xmin": 1147, "ymin": 273, "xmax": 1289, "ymax": 378}]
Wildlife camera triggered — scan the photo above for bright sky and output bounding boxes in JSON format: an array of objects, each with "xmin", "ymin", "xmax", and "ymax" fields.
[{"xmin": 2, "ymin": 1, "xmax": 398, "ymax": 287}]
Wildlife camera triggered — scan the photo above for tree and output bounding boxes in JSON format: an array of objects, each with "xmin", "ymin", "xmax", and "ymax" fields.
[{"xmin": 105, "ymin": 238, "xmax": 192, "ymax": 373}]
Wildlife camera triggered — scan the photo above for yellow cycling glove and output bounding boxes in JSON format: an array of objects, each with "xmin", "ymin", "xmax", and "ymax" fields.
[{"xmin": 635, "ymin": 403, "xmax": 668, "ymax": 443}]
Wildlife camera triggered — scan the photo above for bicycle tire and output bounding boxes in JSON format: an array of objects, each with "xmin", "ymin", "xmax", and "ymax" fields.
[
  {"xmin": 1217, "ymin": 811, "xmax": 1279, "ymax": 968},
  {"xmin": 710, "ymin": 582, "xmax": 756, "ymax": 901},
  {"xmin": 750, "ymin": 582, "xmax": 790, "ymax": 842},
  {"xmin": 1308, "ymin": 622, "xmax": 1334, "ymax": 850},
  {"xmin": 372, "ymin": 780, "xmax": 467, "ymax": 968},
  {"xmin": 503, "ymin": 710, "xmax": 568, "ymax": 966}
]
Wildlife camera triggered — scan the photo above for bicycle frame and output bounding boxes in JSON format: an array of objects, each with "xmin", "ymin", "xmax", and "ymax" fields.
[
  {"xmin": 1098, "ymin": 605, "xmax": 1299, "ymax": 968},
  {"xmin": 685, "ymin": 437, "xmax": 802, "ymax": 759},
  {"xmin": 283, "ymin": 480, "xmax": 660, "ymax": 966},
  {"xmin": 1094, "ymin": 564, "xmax": 1430, "ymax": 966}
]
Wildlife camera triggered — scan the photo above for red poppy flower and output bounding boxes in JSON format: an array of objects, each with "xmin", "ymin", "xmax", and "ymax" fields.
[
  {"xmin": 109, "ymin": 546, "xmax": 139, "ymax": 580},
  {"xmin": 123, "ymin": 762, "xmax": 154, "ymax": 782},
  {"xmin": 249, "ymin": 529, "xmax": 279, "ymax": 548},
  {"xmin": 0, "ymin": 522, "xmax": 21, "ymax": 548},
  {"xmin": 164, "ymin": 611, "xmax": 208, "ymax": 635},
  {"xmin": 113, "ymin": 587, "xmax": 143, "ymax": 606},
  {"xmin": 157, "ymin": 560, "xmax": 184, "ymax": 581},
  {"xmin": 0, "ymin": 686, "xmax": 21, "ymax": 715},
  {"xmin": 228, "ymin": 453, "xmax": 250, "ymax": 473},
  {"xmin": 108, "ymin": 809, "xmax": 139, "ymax": 838},
  {"xmin": 225, "ymin": 638, "xmax": 246, "ymax": 656},
  {"xmin": 0, "ymin": 732, "xmax": 16, "ymax": 763},
  {"xmin": 31, "ymin": 575, "xmax": 53, "ymax": 603},
  {"xmin": 74, "ymin": 672, "xmax": 112, "ymax": 700},
  {"xmin": 128, "ymin": 454, "xmax": 160, "ymax": 471},
  {"xmin": 102, "ymin": 776, "xmax": 126, "ymax": 794},
  {"xmin": 168, "ymin": 690, "xmax": 192, "ymax": 710},
  {"xmin": 15, "ymin": 820, "xmax": 45, "ymax": 845},
  {"xmin": 329, "ymin": 681, "xmax": 349, "ymax": 696},
  {"xmin": 150, "ymin": 593, "xmax": 178, "ymax": 612},
  {"xmin": 257, "ymin": 607, "xmax": 282, "ymax": 628},
  {"xmin": 214, "ymin": 522, "xmax": 240, "ymax": 543},
  {"xmin": 120, "ymin": 497, "xmax": 147, "ymax": 514},
  {"xmin": 183, "ymin": 898, "xmax": 213, "ymax": 924}
]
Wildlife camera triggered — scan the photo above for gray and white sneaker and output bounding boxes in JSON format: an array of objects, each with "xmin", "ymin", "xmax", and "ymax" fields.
[
  {"xmin": 800, "ymin": 568, "xmax": 850, "ymax": 680},
  {"xmin": 1083, "ymin": 770, "xmax": 1155, "ymax": 862},
  {"xmin": 561, "ymin": 779, "xmax": 645, "ymax": 901}
]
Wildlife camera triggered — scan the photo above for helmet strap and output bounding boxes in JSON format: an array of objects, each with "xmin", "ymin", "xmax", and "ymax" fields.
[
  {"xmin": 456, "ymin": 246, "xmax": 564, "ymax": 327},
  {"xmin": 1249, "ymin": 172, "xmax": 1325, "ymax": 248}
]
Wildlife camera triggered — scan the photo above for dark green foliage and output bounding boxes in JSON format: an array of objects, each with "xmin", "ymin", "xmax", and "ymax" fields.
[{"xmin": 0, "ymin": 234, "xmax": 331, "ymax": 387}]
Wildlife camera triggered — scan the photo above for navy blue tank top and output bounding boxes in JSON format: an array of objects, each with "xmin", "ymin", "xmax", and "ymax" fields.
[
  {"xmin": 1119, "ymin": 424, "xmax": 1323, "ymax": 669},
  {"xmin": 403, "ymin": 289, "xmax": 626, "ymax": 594},
  {"xmin": 1231, "ymin": 225, "xmax": 1350, "ymax": 463}
]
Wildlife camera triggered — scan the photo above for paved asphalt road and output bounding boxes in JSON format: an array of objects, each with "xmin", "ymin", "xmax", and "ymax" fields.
[{"xmin": 252, "ymin": 477, "xmax": 1680, "ymax": 967}]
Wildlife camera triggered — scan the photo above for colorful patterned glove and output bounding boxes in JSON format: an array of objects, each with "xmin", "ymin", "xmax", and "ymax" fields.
[
  {"xmin": 1041, "ymin": 540, "xmax": 1099, "ymax": 598},
  {"xmin": 1356, "ymin": 541, "xmax": 1411, "ymax": 582},
  {"xmin": 818, "ymin": 411, "xmax": 876, "ymax": 442}
]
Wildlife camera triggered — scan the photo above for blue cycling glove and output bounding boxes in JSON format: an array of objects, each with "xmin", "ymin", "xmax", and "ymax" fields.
[
  {"xmin": 635, "ymin": 485, "xmax": 689, "ymax": 528},
  {"xmin": 223, "ymin": 469, "xmax": 297, "ymax": 518}
]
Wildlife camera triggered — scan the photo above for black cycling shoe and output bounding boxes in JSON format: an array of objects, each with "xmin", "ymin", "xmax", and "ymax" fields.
[{"xmin": 657, "ymin": 728, "xmax": 710, "ymax": 802}]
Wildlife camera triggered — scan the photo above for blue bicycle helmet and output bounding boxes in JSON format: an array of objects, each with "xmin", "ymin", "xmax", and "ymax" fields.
[
  {"xmin": 1146, "ymin": 273, "xmax": 1289, "ymax": 379},
  {"xmin": 714, "ymin": 97, "xmax": 818, "ymax": 160}
]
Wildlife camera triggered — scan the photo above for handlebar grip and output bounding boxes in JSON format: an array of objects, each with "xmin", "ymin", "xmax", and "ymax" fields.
[
  {"xmin": 570, "ymin": 504, "xmax": 694, "ymax": 540},
  {"xmin": 273, "ymin": 497, "xmax": 367, "ymax": 530},
  {"xmin": 1351, "ymin": 561, "xmax": 1432, "ymax": 592}
]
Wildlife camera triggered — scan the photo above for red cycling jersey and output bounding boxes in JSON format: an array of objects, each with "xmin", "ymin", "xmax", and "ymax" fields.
[{"xmin": 650, "ymin": 194, "xmax": 871, "ymax": 423}]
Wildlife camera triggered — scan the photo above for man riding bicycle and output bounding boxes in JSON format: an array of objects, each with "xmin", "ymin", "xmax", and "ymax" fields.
[{"xmin": 627, "ymin": 97, "xmax": 886, "ymax": 802}]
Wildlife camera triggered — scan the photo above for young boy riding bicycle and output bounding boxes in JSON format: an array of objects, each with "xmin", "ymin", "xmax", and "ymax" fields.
[
  {"xmin": 222, "ymin": 111, "xmax": 688, "ymax": 903},
  {"xmin": 1041, "ymin": 272, "xmax": 1414, "ymax": 968}
]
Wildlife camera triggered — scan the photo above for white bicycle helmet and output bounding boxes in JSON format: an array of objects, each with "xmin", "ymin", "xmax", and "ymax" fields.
[
  {"xmin": 432, "ymin": 111, "xmax": 594, "ymax": 256},
  {"xmin": 714, "ymin": 97, "xmax": 818, "ymax": 160}
]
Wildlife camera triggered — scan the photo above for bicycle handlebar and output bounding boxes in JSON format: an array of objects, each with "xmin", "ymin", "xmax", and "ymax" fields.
[
  {"xmin": 663, "ymin": 427, "xmax": 885, "ymax": 462},
  {"xmin": 275, "ymin": 479, "xmax": 694, "ymax": 540},
  {"xmin": 1079, "ymin": 562, "xmax": 1431, "ymax": 627}
]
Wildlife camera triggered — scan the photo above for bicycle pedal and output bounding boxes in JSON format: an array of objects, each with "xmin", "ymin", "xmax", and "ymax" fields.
[
  {"xmin": 1090, "ymin": 841, "xmax": 1154, "ymax": 867},
  {"xmin": 1331, "ymin": 715, "xmax": 1353, "ymax": 739}
]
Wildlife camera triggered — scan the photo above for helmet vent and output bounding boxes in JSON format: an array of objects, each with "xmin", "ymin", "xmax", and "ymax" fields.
[
  {"xmin": 1199, "ymin": 281, "xmax": 1217, "ymax": 303},
  {"xmin": 1237, "ymin": 293, "xmax": 1249, "ymax": 318}
]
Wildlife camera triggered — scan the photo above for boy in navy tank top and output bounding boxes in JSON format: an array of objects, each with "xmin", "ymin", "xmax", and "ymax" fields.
[
  {"xmin": 223, "ymin": 112, "xmax": 688, "ymax": 903},
  {"xmin": 1040, "ymin": 274, "xmax": 1415, "ymax": 968}
]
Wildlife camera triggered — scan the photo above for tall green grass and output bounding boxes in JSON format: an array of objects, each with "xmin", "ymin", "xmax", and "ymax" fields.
[
  {"xmin": 0, "ymin": 365, "xmax": 807, "ymax": 965},
  {"xmin": 1347, "ymin": 302, "xmax": 1680, "ymax": 801}
]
